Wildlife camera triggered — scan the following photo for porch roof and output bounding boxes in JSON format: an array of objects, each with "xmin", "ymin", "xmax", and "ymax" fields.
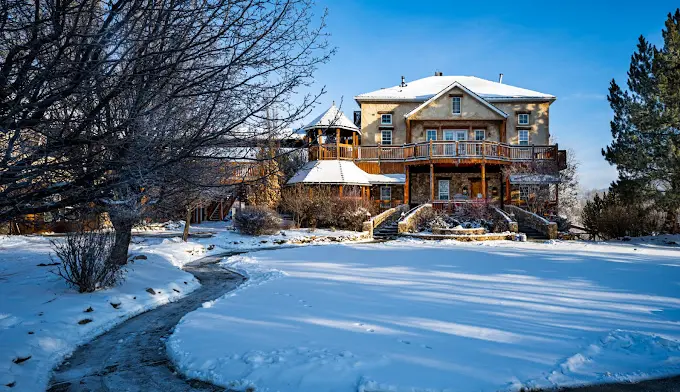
[
  {"xmin": 509, "ymin": 174, "xmax": 561, "ymax": 184},
  {"xmin": 287, "ymin": 160, "xmax": 406, "ymax": 186},
  {"xmin": 287, "ymin": 160, "xmax": 371, "ymax": 186}
]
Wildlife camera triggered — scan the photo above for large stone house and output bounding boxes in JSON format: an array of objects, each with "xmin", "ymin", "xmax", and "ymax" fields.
[{"xmin": 291, "ymin": 72, "xmax": 566, "ymax": 212}]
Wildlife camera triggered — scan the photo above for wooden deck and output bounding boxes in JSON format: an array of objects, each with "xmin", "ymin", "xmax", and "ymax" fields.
[{"xmin": 309, "ymin": 141, "xmax": 565, "ymax": 167}]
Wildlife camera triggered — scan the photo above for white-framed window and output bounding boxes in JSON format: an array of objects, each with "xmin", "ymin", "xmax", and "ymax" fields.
[
  {"xmin": 519, "ymin": 185, "xmax": 530, "ymax": 201},
  {"xmin": 518, "ymin": 113, "xmax": 530, "ymax": 125},
  {"xmin": 438, "ymin": 180, "xmax": 450, "ymax": 200},
  {"xmin": 380, "ymin": 186, "xmax": 391, "ymax": 201},
  {"xmin": 380, "ymin": 113, "xmax": 392, "ymax": 125},
  {"xmin": 518, "ymin": 129, "xmax": 529, "ymax": 146},
  {"xmin": 426, "ymin": 129, "xmax": 437, "ymax": 141},
  {"xmin": 474, "ymin": 129, "xmax": 485, "ymax": 141},
  {"xmin": 381, "ymin": 129, "xmax": 392, "ymax": 145},
  {"xmin": 452, "ymin": 96, "xmax": 461, "ymax": 115}
]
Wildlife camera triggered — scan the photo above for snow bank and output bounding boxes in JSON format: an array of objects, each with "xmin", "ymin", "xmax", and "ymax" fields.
[
  {"xmin": 167, "ymin": 239, "xmax": 680, "ymax": 392},
  {"xmin": 0, "ymin": 235, "xmax": 202, "ymax": 391}
]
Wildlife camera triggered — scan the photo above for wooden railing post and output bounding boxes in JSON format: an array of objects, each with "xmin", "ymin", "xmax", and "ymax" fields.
[
  {"xmin": 336, "ymin": 128, "xmax": 340, "ymax": 158},
  {"xmin": 531, "ymin": 145, "xmax": 535, "ymax": 161},
  {"xmin": 378, "ymin": 143, "xmax": 382, "ymax": 164},
  {"xmin": 429, "ymin": 139, "xmax": 433, "ymax": 158}
]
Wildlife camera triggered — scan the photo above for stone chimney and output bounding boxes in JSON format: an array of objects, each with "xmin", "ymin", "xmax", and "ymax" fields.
[
  {"xmin": 498, "ymin": 73, "xmax": 504, "ymax": 84},
  {"xmin": 434, "ymin": 71, "xmax": 443, "ymax": 76}
]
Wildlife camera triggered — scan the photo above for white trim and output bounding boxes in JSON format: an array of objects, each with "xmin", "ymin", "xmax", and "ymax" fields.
[
  {"xmin": 518, "ymin": 129, "xmax": 529, "ymax": 145},
  {"xmin": 426, "ymin": 129, "xmax": 437, "ymax": 141},
  {"xmin": 380, "ymin": 186, "xmax": 392, "ymax": 201},
  {"xmin": 518, "ymin": 113, "xmax": 530, "ymax": 125},
  {"xmin": 474, "ymin": 129, "xmax": 485, "ymax": 141},
  {"xmin": 438, "ymin": 180, "xmax": 450, "ymax": 201},
  {"xmin": 403, "ymin": 81, "xmax": 508, "ymax": 119},
  {"xmin": 451, "ymin": 96, "xmax": 461, "ymax": 115},
  {"xmin": 380, "ymin": 113, "xmax": 393, "ymax": 125},
  {"xmin": 381, "ymin": 129, "xmax": 393, "ymax": 145}
]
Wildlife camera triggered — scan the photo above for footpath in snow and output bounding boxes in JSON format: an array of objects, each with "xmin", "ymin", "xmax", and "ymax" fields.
[
  {"xmin": 0, "ymin": 224, "xmax": 367, "ymax": 391},
  {"xmin": 168, "ymin": 237, "xmax": 680, "ymax": 392}
]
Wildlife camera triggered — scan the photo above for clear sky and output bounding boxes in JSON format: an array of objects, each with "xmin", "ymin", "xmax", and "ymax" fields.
[{"xmin": 301, "ymin": 0, "xmax": 678, "ymax": 190}]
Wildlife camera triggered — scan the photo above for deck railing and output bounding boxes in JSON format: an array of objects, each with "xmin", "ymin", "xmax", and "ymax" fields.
[{"xmin": 311, "ymin": 141, "xmax": 562, "ymax": 163}]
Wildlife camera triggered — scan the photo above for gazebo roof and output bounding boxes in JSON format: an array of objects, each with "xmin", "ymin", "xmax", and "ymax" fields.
[{"xmin": 302, "ymin": 103, "xmax": 360, "ymax": 134}]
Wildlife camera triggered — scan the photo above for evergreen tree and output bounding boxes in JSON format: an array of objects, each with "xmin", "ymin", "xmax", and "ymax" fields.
[{"xmin": 603, "ymin": 9, "xmax": 680, "ymax": 232}]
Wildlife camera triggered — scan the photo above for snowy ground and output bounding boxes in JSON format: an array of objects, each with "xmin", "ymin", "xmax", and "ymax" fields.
[
  {"xmin": 0, "ymin": 223, "xmax": 367, "ymax": 391},
  {"xmin": 168, "ymin": 237, "xmax": 680, "ymax": 392}
]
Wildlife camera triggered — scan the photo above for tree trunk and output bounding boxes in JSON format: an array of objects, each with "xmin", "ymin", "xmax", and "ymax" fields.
[
  {"xmin": 183, "ymin": 208, "xmax": 191, "ymax": 242},
  {"xmin": 109, "ymin": 214, "xmax": 134, "ymax": 266}
]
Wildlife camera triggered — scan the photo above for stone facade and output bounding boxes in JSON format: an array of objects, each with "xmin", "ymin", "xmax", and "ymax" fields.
[
  {"xmin": 370, "ymin": 184, "xmax": 404, "ymax": 205},
  {"xmin": 359, "ymin": 101, "xmax": 419, "ymax": 145},
  {"xmin": 494, "ymin": 101, "xmax": 550, "ymax": 145},
  {"xmin": 409, "ymin": 171, "xmax": 502, "ymax": 204}
]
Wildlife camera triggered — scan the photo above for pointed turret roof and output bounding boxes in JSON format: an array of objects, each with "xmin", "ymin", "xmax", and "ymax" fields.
[{"xmin": 302, "ymin": 103, "xmax": 360, "ymax": 133}]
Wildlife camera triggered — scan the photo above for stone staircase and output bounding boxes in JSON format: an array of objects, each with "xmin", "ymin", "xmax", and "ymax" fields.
[
  {"xmin": 373, "ymin": 220, "xmax": 399, "ymax": 239},
  {"xmin": 518, "ymin": 224, "xmax": 549, "ymax": 240}
]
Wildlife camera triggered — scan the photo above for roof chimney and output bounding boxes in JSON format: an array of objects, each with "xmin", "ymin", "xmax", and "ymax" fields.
[
  {"xmin": 400, "ymin": 76, "xmax": 407, "ymax": 87},
  {"xmin": 434, "ymin": 71, "xmax": 443, "ymax": 76},
  {"xmin": 498, "ymin": 73, "xmax": 504, "ymax": 84}
]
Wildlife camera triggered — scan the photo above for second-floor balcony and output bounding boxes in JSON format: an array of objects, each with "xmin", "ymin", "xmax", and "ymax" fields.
[{"xmin": 309, "ymin": 141, "xmax": 565, "ymax": 166}]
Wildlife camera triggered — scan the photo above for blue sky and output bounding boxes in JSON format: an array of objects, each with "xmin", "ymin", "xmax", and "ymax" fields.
[{"xmin": 300, "ymin": 0, "xmax": 678, "ymax": 190}]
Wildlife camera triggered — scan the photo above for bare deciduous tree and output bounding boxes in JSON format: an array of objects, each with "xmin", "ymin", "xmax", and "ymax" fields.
[{"xmin": 1, "ymin": 0, "xmax": 332, "ymax": 264}]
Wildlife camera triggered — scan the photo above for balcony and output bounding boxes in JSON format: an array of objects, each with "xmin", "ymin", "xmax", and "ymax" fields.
[{"xmin": 309, "ymin": 141, "xmax": 563, "ymax": 164}]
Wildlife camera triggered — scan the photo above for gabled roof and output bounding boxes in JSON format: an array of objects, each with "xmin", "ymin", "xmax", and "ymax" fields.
[
  {"xmin": 302, "ymin": 103, "xmax": 360, "ymax": 133},
  {"xmin": 286, "ymin": 160, "xmax": 406, "ymax": 186},
  {"xmin": 354, "ymin": 75, "xmax": 555, "ymax": 103},
  {"xmin": 404, "ymin": 81, "xmax": 508, "ymax": 119}
]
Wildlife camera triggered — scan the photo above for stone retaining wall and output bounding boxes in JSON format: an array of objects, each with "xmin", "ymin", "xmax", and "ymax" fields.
[
  {"xmin": 492, "ymin": 207, "xmax": 518, "ymax": 233},
  {"xmin": 504, "ymin": 205, "xmax": 557, "ymax": 239},
  {"xmin": 397, "ymin": 204, "xmax": 432, "ymax": 234}
]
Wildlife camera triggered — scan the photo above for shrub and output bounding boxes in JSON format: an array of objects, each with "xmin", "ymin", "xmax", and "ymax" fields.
[
  {"xmin": 582, "ymin": 192, "xmax": 664, "ymax": 240},
  {"xmin": 234, "ymin": 206, "xmax": 282, "ymax": 235},
  {"xmin": 333, "ymin": 198, "xmax": 373, "ymax": 231},
  {"xmin": 281, "ymin": 186, "xmax": 375, "ymax": 231},
  {"xmin": 51, "ymin": 230, "xmax": 124, "ymax": 293}
]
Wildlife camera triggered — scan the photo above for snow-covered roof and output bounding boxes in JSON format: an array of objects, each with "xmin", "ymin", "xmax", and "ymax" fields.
[
  {"xmin": 287, "ymin": 160, "xmax": 406, "ymax": 186},
  {"xmin": 404, "ymin": 82, "xmax": 508, "ymax": 119},
  {"xmin": 509, "ymin": 174, "xmax": 561, "ymax": 184},
  {"xmin": 355, "ymin": 75, "xmax": 555, "ymax": 103},
  {"xmin": 302, "ymin": 103, "xmax": 360, "ymax": 133},
  {"xmin": 287, "ymin": 160, "xmax": 371, "ymax": 186},
  {"xmin": 366, "ymin": 173, "xmax": 406, "ymax": 185}
]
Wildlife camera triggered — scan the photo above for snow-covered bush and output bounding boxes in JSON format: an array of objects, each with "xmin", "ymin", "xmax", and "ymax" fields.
[
  {"xmin": 234, "ymin": 206, "xmax": 282, "ymax": 235},
  {"xmin": 51, "ymin": 230, "xmax": 124, "ymax": 293},
  {"xmin": 551, "ymin": 216, "xmax": 572, "ymax": 232}
]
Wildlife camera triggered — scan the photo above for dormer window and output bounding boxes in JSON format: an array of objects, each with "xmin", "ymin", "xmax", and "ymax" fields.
[
  {"xmin": 518, "ymin": 113, "xmax": 530, "ymax": 125},
  {"xmin": 452, "ymin": 96, "xmax": 461, "ymax": 115},
  {"xmin": 380, "ymin": 114, "xmax": 392, "ymax": 125}
]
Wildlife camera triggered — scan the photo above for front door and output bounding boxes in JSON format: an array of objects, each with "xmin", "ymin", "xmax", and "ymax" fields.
[
  {"xmin": 438, "ymin": 180, "xmax": 450, "ymax": 200},
  {"xmin": 470, "ymin": 179, "xmax": 483, "ymax": 199}
]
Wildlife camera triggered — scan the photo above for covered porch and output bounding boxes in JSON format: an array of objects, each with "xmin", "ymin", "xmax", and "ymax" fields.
[{"xmin": 405, "ymin": 163, "xmax": 506, "ymax": 209}]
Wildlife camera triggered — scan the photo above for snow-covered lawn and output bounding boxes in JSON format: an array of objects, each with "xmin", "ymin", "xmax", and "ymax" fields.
[
  {"xmin": 0, "ymin": 224, "xmax": 367, "ymax": 391},
  {"xmin": 0, "ymin": 235, "xmax": 205, "ymax": 391},
  {"xmin": 168, "ymin": 238, "xmax": 680, "ymax": 392}
]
